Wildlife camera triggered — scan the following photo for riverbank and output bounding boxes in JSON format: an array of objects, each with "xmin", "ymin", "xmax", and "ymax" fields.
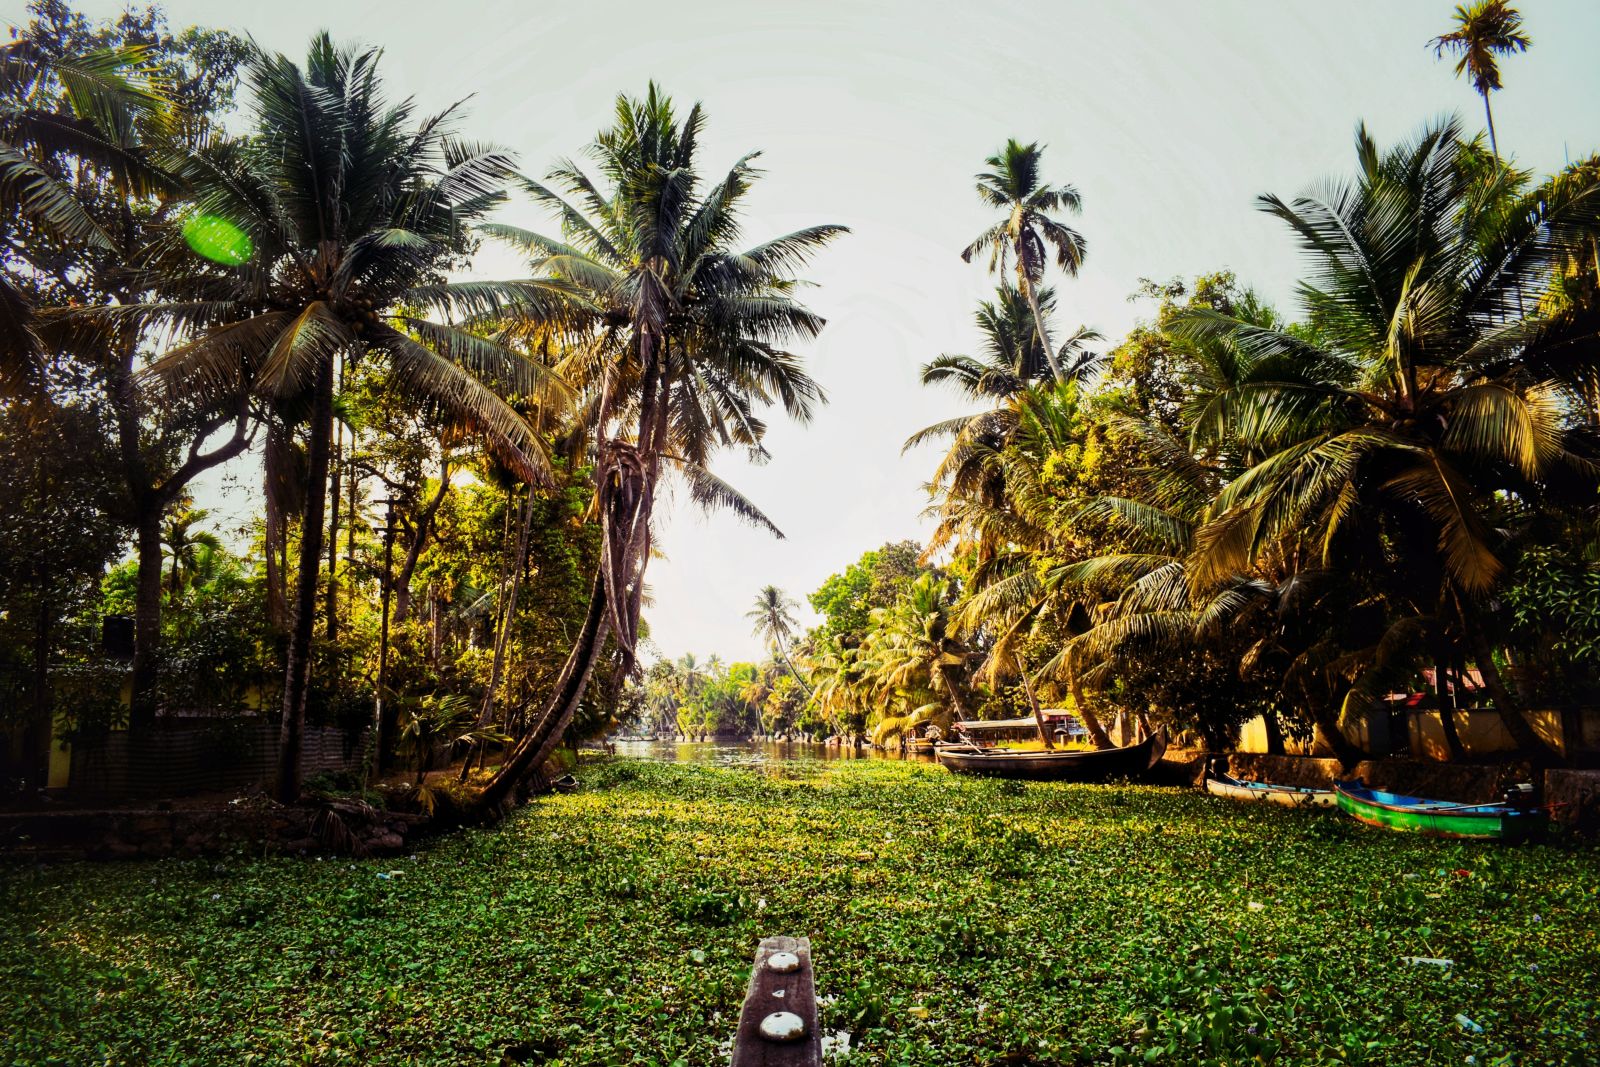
[{"xmin": 3, "ymin": 758, "xmax": 1596, "ymax": 1064}]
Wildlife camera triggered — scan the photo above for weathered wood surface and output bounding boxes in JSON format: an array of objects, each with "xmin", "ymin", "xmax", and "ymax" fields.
[{"xmin": 730, "ymin": 935, "xmax": 821, "ymax": 1066}]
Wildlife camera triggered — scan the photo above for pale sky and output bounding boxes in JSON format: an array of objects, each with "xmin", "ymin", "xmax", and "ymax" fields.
[{"xmin": 18, "ymin": 0, "xmax": 1600, "ymax": 663}]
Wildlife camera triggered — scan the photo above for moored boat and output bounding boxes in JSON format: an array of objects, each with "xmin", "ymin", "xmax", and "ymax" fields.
[
  {"xmin": 1206, "ymin": 771, "xmax": 1336, "ymax": 808},
  {"xmin": 935, "ymin": 731, "xmax": 1167, "ymax": 781},
  {"xmin": 1334, "ymin": 780, "xmax": 1547, "ymax": 842}
]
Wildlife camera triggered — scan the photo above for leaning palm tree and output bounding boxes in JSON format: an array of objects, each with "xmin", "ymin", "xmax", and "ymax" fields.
[
  {"xmin": 472, "ymin": 85, "xmax": 845, "ymax": 811},
  {"xmin": 1180, "ymin": 119, "xmax": 1600, "ymax": 760},
  {"xmin": 747, "ymin": 585, "xmax": 813, "ymax": 698},
  {"xmin": 961, "ymin": 141, "xmax": 1087, "ymax": 383},
  {"xmin": 119, "ymin": 35, "xmax": 568, "ymax": 801},
  {"xmin": 1432, "ymin": 1, "xmax": 1531, "ymax": 160}
]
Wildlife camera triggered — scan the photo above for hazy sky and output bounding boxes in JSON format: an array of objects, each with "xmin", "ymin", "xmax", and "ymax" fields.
[{"xmin": 16, "ymin": 0, "xmax": 1600, "ymax": 662}]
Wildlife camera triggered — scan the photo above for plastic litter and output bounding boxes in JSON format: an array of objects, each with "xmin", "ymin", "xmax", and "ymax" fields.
[
  {"xmin": 1455, "ymin": 1014, "xmax": 1484, "ymax": 1034},
  {"xmin": 1402, "ymin": 956, "xmax": 1454, "ymax": 969}
]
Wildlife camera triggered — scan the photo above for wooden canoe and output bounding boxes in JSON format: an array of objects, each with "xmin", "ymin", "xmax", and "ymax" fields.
[
  {"xmin": 1335, "ymin": 780, "xmax": 1547, "ymax": 842},
  {"xmin": 936, "ymin": 731, "xmax": 1167, "ymax": 781},
  {"xmin": 1205, "ymin": 772, "xmax": 1336, "ymax": 808}
]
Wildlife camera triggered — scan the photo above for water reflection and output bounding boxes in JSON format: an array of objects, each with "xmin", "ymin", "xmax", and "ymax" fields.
[{"xmin": 609, "ymin": 739, "xmax": 930, "ymax": 765}]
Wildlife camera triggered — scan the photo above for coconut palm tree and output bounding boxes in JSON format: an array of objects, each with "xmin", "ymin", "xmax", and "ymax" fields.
[
  {"xmin": 0, "ymin": 38, "xmax": 168, "ymax": 384},
  {"xmin": 1178, "ymin": 119, "xmax": 1600, "ymax": 760},
  {"xmin": 118, "ymin": 35, "xmax": 568, "ymax": 801},
  {"xmin": 961, "ymin": 141, "xmax": 1087, "ymax": 384},
  {"xmin": 472, "ymin": 85, "xmax": 845, "ymax": 811},
  {"xmin": 864, "ymin": 573, "xmax": 975, "ymax": 722},
  {"xmin": 746, "ymin": 585, "xmax": 813, "ymax": 698},
  {"xmin": 1432, "ymin": 1, "xmax": 1530, "ymax": 160},
  {"xmin": 906, "ymin": 284, "xmax": 1101, "ymax": 565},
  {"xmin": 161, "ymin": 502, "xmax": 222, "ymax": 596}
]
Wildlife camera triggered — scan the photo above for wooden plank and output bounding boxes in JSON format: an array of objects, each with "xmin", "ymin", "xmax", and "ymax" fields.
[{"xmin": 730, "ymin": 935, "xmax": 821, "ymax": 1066}]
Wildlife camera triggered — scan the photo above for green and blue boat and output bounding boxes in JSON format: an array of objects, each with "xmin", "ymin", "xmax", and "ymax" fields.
[{"xmin": 1335, "ymin": 781, "xmax": 1547, "ymax": 842}]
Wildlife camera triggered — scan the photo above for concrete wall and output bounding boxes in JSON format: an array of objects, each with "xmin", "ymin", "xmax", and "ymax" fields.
[
  {"xmin": 1237, "ymin": 711, "xmax": 1399, "ymax": 757},
  {"xmin": 65, "ymin": 722, "xmax": 365, "ymax": 798},
  {"xmin": 1238, "ymin": 707, "xmax": 1600, "ymax": 763},
  {"xmin": 1409, "ymin": 708, "xmax": 1595, "ymax": 761},
  {"xmin": 1225, "ymin": 753, "xmax": 1530, "ymax": 804}
]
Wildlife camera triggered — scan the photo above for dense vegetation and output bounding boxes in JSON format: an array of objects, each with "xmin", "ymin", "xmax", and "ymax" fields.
[
  {"xmin": 4, "ymin": 757, "xmax": 1597, "ymax": 1065},
  {"xmin": 630, "ymin": 5, "xmax": 1600, "ymax": 761},
  {"xmin": 3, "ymin": 0, "xmax": 1598, "ymax": 812},
  {"xmin": 0, "ymin": 1, "xmax": 840, "ymax": 807}
]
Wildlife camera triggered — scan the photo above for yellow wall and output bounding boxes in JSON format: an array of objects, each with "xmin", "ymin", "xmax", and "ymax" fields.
[
  {"xmin": 1410, "ymin": 708, "xmax": 1570, "ymax": 761},
  {"xmin": 47, "ymin": 736, "xmax": 71, "ymax": 788},
  {"xmin": 1237, "ymin": 714, "xmax": 1386, "ymax": 756}
]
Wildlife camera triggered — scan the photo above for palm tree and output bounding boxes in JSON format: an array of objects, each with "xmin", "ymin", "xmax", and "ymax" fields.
[
  {"xmin": 746, "ymin": 585, "xmax": 813, "ymax": 698},
  {"xmin": 865, "ymin": 573, "xmax": 975, "ymax": 722},
  {"xmin": 1180, "ymin": 120, "xmax": 1600, "ymax": 761},
  {"xmin": 473, "ymin": 85, "xmax": 845, "ymax": 811},
  {"xmin": 1432, "ymin": 1, "xmax": 1531, "ymax": 160},
  {"xmin": 807, "ymin": 640, "xmax": 872, "ymax": 744},
  {"xmin": 122, "ymin": 35, "xmax": 567, "ymax": 801},
  {"xmin": 961, "ymin": 141, "xmax": 1087, "ymax": 384},
  {"xmin": 0, "ymin": 38, "xmax": 168, "ymax": 384},
  {"xmin": 906, "ymin": 285, "xmax": 1100, "ymax": 565},
  {"xmin": 161, "ymin": 502, "xmax": 221, "ymax": 595}
]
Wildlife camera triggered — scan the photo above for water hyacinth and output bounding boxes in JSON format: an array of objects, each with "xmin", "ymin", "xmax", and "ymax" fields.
[{"xmin": 1, "ymin": 758, "xmax": 1597, "ymax": 1064}]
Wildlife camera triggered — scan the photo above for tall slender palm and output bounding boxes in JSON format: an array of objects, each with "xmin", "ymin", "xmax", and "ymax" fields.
[
  {"xmin": 121, "ymin": 36, "xmax": 567, "ymax": 801},
  {"xmin": 747, "ymin": 585, "xmax": 812, "ymax": 698},
  {"xmin": 1432, "ymin": 1, "xmax": 1531, "ymax": 160},
  {"xmin": 906, "ymin": 284, "xmax": 1100, "ymax": 564},
  {"xmin": 473, "ymin": 85, "xmax": 844, "ymax": 811},
  {"xmin": 1180, "ymin": 120, "xmax": 1600, "ymax": 760},
  {"xmin": 961, "ymin": 141, "xmax": 1087, "ymax": 383}
]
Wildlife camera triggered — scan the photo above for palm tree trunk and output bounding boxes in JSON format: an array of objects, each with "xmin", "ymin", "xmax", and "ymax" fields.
[
  {"xmin": 939, "ymin": 664, "xmax": 972, "ymax": 721},
  {"xmin": 1260, "ymin": 710, "xmax": 1286, "ymax": 755},
  {"xmin": 477, "ymin": 487, "xmax": 535, "ymax": 726},
  {"xmin": 128, "ymin": 511, "xmax": 165, "ymax": 732},
  {"xmin": 472, "ymin": 567, "xmax": 612, "ymax": 814},
  {"xmin": 1482, "ymin": 91, "xmax": 1499, "ymax": 160},
  {"xmin": 325, "ymin": 422, "xmax": 341, "ymax": 642},
  {"xmin": 1019, "ymin": 275, "xmax": 1065, "ymax": 383},
  {"xmin": 275, "ymin": 357, "xmax": 335, "ymax": 804},
  {"xmin": 1018, "ymin": 657, "xmax": 1053, "ymax": 749},
  {"xmin": 774, "ymin": 636, "xmax": 814, "ymax": 700},
  {"xmin": 393, "ymin": 460, "xmax": 450, "ymax": 625},
  {"xmin": 263, "ymin": 424, "xmax": 292, "ymax": 632},
  {"xmin": 1434, "ymin": 656, "xmax": 1466, "ymax": 761},
  {"xmin": 1065, "ymin": 667, "xmax": 1113, "ymax": 749}
]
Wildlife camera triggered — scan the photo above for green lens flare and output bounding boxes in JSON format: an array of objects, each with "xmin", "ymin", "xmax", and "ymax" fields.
[{"xmin": 182, "ymin": 215, "xmax": 253, "ymax": 266}]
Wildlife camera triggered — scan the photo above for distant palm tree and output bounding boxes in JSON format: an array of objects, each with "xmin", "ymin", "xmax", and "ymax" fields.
[
  {"xmin": 865, "ymin": 573, "xmax": 974, "ymax": 720},
  {"xmin": 161, "ymin": 503, "xmax": 222, "ymax": 595},
  {"xmin": 906, "ymin": 285, "xmax": 1101, "ymax": 565},
  {"xmin": 747, "ymin": 585, "xmax": 813, "ymax": 698},
  {"xmin": 961, "ymin": 141, "xmax": 1087, "ymax": 383},
  {"xmin": 1432, "ymin": 1, "xmax": 1530, "ymax": 159}
]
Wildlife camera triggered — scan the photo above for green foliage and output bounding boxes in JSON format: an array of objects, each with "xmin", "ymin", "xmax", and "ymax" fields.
[
  {"xmin": 3, "ymin": 758, "xmax": 1597, "ymax": 1064},
  {"xmin": 808, "ymin": 541, "xmax": 927, "ymax": 644}
]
